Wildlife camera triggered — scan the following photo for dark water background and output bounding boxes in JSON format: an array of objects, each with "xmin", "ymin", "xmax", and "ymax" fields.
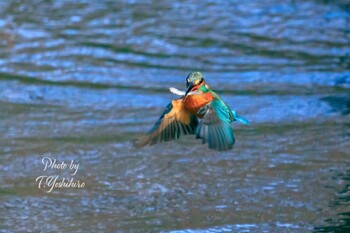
[{"xmin": 0, "ymin": 0, "xmax": 349, "ymax": 232}]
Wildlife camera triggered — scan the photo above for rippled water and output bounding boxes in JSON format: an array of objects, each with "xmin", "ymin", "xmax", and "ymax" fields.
[{"xmin": 0, "ymin": 0, "xmax": 349, "ymax": 232}]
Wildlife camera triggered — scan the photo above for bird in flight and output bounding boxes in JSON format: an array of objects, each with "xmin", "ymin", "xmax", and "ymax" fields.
[{"xmin": 134, "ymin": 71, "xmax": 249, "ymax": 151}]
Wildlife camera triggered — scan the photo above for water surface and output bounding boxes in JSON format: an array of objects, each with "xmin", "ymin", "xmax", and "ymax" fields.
[{"xmin": 0, "ymin": 0, "xmax": 349, "ymax": 232}]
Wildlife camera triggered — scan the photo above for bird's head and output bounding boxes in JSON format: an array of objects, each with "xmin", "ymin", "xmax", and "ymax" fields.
[{"xmin": 185, "ymin": 71, "xmax": 205, "ymax": 96}]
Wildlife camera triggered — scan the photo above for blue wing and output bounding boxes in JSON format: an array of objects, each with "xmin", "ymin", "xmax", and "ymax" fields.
[{"xmin": 196, "ymin": 98, "xmax": 235, "ymax": 151}]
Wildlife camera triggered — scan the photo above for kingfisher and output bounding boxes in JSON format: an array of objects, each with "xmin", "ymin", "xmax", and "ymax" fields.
[{"xmin": 134, "ymin": 72, "xmax": 249, "ymax": 151}]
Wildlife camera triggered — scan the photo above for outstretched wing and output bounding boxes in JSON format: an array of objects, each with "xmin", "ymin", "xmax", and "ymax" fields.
[
  {"xmin": 134, "ymin": 99, "xmax": 198, "ymax": 147},
  {"xmin": 196, "ymin": 98, "xmax": 235, "ymax": 151}
]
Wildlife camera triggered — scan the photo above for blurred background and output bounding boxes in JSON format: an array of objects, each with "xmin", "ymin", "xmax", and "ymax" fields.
[{"xmin": 0, "ymin": 0, "xmax": 349, "ymax": 232}]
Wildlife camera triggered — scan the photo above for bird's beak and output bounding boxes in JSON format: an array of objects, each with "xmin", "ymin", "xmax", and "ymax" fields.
[{"xmin": 185, "ymin": 82, "xmax": 194, "ymax": 96}]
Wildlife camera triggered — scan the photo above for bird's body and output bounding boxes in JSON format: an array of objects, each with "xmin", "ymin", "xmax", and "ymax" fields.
[
  {"xmin": 183, "ymin": 85, "xmax": 215, "ymax": 117},
  {"xmin": 135, "ymin": 72, "xmax": 249, "ymax": 151}
]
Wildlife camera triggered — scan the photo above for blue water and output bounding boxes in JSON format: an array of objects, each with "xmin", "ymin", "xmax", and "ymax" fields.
[{"xmin": 0, "ymin": 0, "xmax": 349, "ymax": 232}]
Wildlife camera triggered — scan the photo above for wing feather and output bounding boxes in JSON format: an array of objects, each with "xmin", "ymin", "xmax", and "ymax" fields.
[
  {"xmin": 196, "ymin": 98, "xmax": 235, "ymax": 151},
  {"xmin": 134, "ymin": 99, "xmax": 198, "ymax": 147}
]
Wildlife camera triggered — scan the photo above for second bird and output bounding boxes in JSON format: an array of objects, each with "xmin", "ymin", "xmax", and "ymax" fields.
[{"xmin": 135, "ymin": 71, "xmax": 249, "ymax": 151}]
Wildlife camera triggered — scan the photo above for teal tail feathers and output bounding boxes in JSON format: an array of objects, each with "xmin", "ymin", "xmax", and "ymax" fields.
[{"xmin": 232, "ymin": 110, "xmax": 250, "ymax": 125}]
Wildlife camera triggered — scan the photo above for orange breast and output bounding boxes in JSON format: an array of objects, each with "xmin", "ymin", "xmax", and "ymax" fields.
[{"xmin": 184, "ymin": 92, "xmax": 214, "ymax": 116}]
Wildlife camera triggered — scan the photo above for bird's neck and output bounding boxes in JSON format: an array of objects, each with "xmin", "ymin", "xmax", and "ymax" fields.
[{"xmin": 198, "ymin": 84, "xmax": 210, "ymax": 93}]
